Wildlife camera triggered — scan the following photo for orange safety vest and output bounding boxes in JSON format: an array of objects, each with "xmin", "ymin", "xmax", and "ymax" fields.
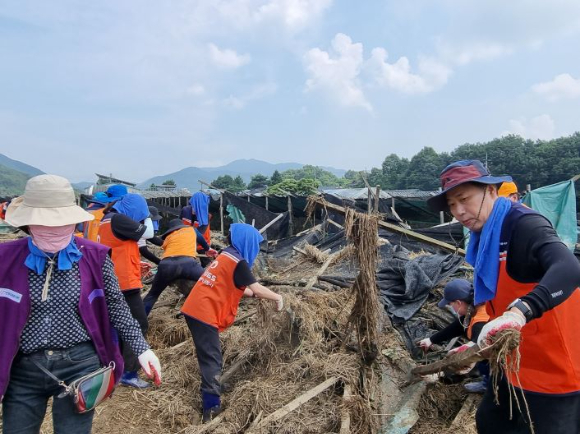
[
  {"xmin": 197, "ymin": 225, "xmax": 211, "ymax": 252},
  {"xmin": 466, "ymin": 304, "xmax": 489, "ymax": 340},
  {"xmin": 486, "ymin": 206, "xmax": 580, "ymax": 395},
  {"xmin": 85, "ymin": 208, "xmax": 105, "ymax": 242},
  {"xmin": 97, "ymin": 217, "xmax": 142, "ymax": 291},
  {"xmin": 181, "ymin": 249, "xmax": 245, "ymax": 332},
  {"xmin": 162, "ymin": 227, "xmax": 197, "ymax": 259}
]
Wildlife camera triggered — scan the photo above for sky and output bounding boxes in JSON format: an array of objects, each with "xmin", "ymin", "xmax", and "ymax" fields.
[{"xmin": 1, "ymin": 0, "xmax": 580, "ymax": 183}]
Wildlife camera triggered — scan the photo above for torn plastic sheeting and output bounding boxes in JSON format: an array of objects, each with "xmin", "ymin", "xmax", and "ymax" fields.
[{"xmin": 226, "ymin": 204, "xmax": 246, "ymax": 224}]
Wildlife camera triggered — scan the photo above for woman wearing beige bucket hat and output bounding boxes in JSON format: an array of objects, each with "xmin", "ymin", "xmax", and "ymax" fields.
[{"xmin": 0, "ymin": 175, "xmax": 162, "ymax": 434}]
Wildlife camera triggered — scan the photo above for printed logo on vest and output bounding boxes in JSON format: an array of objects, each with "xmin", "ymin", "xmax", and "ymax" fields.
[{"xmin": 0, "ymin": 288, "xmax": 22, "ymax": 303}]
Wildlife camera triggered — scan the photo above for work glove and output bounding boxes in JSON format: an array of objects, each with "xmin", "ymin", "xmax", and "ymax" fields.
[
  {"xmin": 418, "ymin": 338, "xmax": 433, "ymax": 352},
  {"xmin": 447, "ymin": 341, "xmax": 475, "ymax": 356},
  {"xmin": 477, "ymin": 311, "xmax": 526, "ymax": 349},
  {"xmin": 206, "ymin": 248, "xmax": 218, "ymax": 258},
  {"xmin": 138, "ymin": 349, "xmax": 162, "ymax": 386},
  {"xmin": 447, "ymin": 342, "xmax": 476, "ymax": 374},
  {"xmin": 275, "ymin": 295, "xmax": 284, "ymax": 312}
]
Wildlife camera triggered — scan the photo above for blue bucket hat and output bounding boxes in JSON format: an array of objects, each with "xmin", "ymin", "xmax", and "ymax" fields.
[
  {"xmin": 427, "ymin": 160, "xmax": 512, "ymax": 212},
  {"xmin": 101, "ymin": 184, "xmax": 129, "ymax": 203}
]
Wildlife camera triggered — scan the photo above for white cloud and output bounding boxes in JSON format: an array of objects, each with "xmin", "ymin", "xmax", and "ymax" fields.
[
  {"xmin": 503, "ymin": 114, "xmax": 556, "ymax": 140},
  {"xmin": 532, "ymin": 74, "xmax": 580, "ymax": 101},
  {"xmin": 215, "ymin": 0, "xmax": 333, "ymax": 31},
  {"xmin": 208, "ymin": 43, "xmax": 251, "ymax": 69},
  {"xmin": 437, "ymin": 42, "xmax": 514, "ymax": 66},
  {"xmin": 224, "ymin": 82, "xmax": 278, "ymax": 109},
  {"xmin": 186, "ymin": 84, "xmax": 205, "ymax": 96},
  {"xmin": 303, "ymin": 33, "xmax": 372, "ymax": 111},
  {"xmin": 367, "ymin": 49, "xmax": 452, "ymax": 94}
]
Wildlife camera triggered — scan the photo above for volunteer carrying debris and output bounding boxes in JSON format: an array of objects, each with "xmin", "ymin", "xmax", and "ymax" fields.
[
  {"xmin": 428, "ymin": 160, "xmax": 580, "ymax": 434},
  {"xmin": 418, "ymin": 278, "xmax": 490, "ymax": 393},
  {"xmin": 0, "ymin": 175, "xmax": 161, "ymax": 433},
  {"xmin": 142, "ymin": 218, "xmax": 217, "ymax": 315},
  {"xmin": 98, "ymin": 193, "xmax": 157, "ymax": 388},
  {"xmin": 181, "ymin": 223, "xmax": 283, "ymax": 423}
]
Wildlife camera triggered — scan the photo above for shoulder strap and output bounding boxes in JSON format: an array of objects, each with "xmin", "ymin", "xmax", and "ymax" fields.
[{"xmin": 31, "ymin": 358, "xmax": 67, "ymax": 387}]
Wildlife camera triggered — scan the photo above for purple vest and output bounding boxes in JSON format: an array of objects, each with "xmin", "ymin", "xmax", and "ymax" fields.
[{"xmin": 0, "ymin": 237, "xmax": 124, "ymax": 401}]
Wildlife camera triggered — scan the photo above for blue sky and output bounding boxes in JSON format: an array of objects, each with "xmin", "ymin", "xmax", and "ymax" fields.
[{"xmin": 1, "ymin": 0, "xmax": 580, "ymax": 182}]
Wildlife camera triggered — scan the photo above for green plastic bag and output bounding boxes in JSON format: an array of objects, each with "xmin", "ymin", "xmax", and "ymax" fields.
[{"xmin": 522, "ymin": 179, "xmax": 578, "ymax": 251}]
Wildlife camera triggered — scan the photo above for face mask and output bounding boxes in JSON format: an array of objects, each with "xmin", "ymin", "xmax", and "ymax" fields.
[{"xmin": 29, "ymin": 224, "xmax": 76, "ymax": 253}]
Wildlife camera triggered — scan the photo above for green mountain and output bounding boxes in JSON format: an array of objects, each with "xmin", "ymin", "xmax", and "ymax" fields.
[
  {"xmin": 0, "ymin": 164, "xmax": 30, "ymax": 197},
  {"xmin": 0, "ymin": 153, "xmax": 44, "ymax": 177}
]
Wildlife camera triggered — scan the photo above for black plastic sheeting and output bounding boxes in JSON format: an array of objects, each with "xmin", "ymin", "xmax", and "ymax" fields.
[{"xmin": 223, "ymin": 192, "xmax": 290, "ymax": 240}]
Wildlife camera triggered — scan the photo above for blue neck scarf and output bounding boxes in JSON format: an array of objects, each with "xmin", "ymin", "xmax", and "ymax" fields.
[
  {"xmin": 112, "ymin": 193, "xmax": 149, "ymax": 222},
  {"xmin": 25, "ymin": 237, "xmax": 83, "ymax": 274},
  {"xmin": 466, "ymin": 197, "xmax": 512, "ymax": 305},
  {"xmin": 230, "ymin": 223, "xmax": 263, "ymax": 267},
  {"xmin": 190, "ymin": 192, "xmax": 210, "ymax": 226}
]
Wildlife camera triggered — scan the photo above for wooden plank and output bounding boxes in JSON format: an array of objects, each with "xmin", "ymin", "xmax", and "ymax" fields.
[
  {"xmin": 327, "ymin": 218, "xmax": 344, "ymax": 230},
  {"xmin": 339, "ymin": 385, "xmax": 352, "ymax": 434},
  {"xmin": 247, "ymin": 377, "xmax": 339, "ymax": 432},
  {"xmin": 259, "ymin": 212, "xmax": 285, "ymax": 234},
  {"xmin": 449, "ymin": 394, "xmax": 478, "ymax": 432},
  {"xmin": 310, "ymin": 197, "xmax": 465, "ymax": 255},
  {"xmin": 303, "ymin": 247, "xmax": 345, "ymax": 290}
]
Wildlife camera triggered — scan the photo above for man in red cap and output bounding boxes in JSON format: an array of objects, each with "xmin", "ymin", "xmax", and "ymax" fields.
[{"xmin": 428, "ymin": 160, "xmax": 580, "ymax": 434}]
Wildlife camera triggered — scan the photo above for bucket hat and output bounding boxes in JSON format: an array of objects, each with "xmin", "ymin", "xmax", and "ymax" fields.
[
  {"xmin": 148, "ymin": 206, "xmax": 162, "ymax": 221},
  {"xmin": 427, "ymin": 160, "xmax": 512, "ymax": 212},
  {"xmin": 5, "ymin": 175, "xmax": 94, "ymax": 227},
  {"xmin": 161, "ymin": 219, "xmax": 188, "ymax": 239}
]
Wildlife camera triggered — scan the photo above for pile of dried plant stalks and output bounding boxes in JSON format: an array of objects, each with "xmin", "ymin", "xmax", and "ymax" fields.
[{"xmin": 89, "ymin": 284, "xmax": 387, "ymax": 434}]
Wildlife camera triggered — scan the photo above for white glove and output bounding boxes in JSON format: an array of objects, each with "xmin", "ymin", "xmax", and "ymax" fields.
[
  {"xmin": 447, "ymin": 341, "xmax": 475, "ymax": 356},
  {"xmin": 477, "ymin": 311, "xmax": 526, "ymax": 349},
  {"xmin": 138, "ymin": 349, "xmax": 162, "ymax": 385},
  {"xmin": 418, "ymin": 338, "xmax": 433, "ymax": 352},
  {"xmin": 275, "ymin": 295, "xmax": 284, "ymax": 312}
]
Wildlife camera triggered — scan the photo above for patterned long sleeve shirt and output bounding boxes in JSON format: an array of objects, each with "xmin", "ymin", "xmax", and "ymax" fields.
[{"xmin": 20, "ymin": 256, "xmax": 149, "ymax": 356}]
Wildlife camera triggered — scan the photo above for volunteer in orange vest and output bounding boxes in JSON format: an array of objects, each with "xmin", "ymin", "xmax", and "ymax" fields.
[
  {"xmin": 427, "ymin": 160, "xmax": 580, "ymax": 434},
  {"xmin": 418, "ymin": 278, "xmax": 490, "ymax": 394},
  {"xmin": 498, "ymin": 180, "xmax": 521, "ymax": 203},
  {"xmin": 189, "ymin": 192, "xmax": 213, "ymax": 265},
  {"xmin": 84, "ymin": 185, "xmax": 128, "ymax": 241},
  {"xmin": 181, "ymin": 223, "xmax": 283, "ymax": 423},
  {"xmin": 97, "ymin": 193, "xmax": 153, "ymax": 388},
  {"xmin": 142, "ymin": 219, "xmax": 217, "ymax": 315}
]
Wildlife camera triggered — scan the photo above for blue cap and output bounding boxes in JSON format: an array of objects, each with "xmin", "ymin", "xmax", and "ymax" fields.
[
  {"xmin": 101, "ymin": 184, "xmax": 129, "ymax": 203},
  {"xmin": 438, "ymin": 279, "xmax": 474, "ymax": 308}
]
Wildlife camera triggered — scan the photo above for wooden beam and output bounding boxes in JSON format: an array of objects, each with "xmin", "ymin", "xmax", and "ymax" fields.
[
  {"xmin": 327, "ymin": 218, "xmax": 344, "ymax": 230},
  {"xmin": 259, "ymin": 212, "xmax": 285, "ymax": 234},
  {"xmin": 309, "ymin": 197, "xmax": 465, "ymax": 255},
  {"xmin": 339, "ymin": 385, "xmax": 352, "ymax": 434},
  {"xmin": 247, "ymin": 377, "xmax": 339, "ymax": 432},
  {"xmin": 374, "ymin": 186, "xmax": 381, "ymax": 214},
  {"xmin": 304, "ymin": 247, "xmax": 346, "ymax": 290}
]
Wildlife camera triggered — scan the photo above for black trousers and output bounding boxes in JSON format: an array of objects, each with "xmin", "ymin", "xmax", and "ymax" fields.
[
  {"xmin": 122, "ymin": 289, "xmax": 148, "ymax": 372},
  {"xmin": 476, "ymin": 376, "xmax": 580, "ymax": 434},
  {"xmin": 185, "ymin": 316, "xmax": 222, "ymax": 398},
  {"xmin": 143, "ymin": 256, "xmax": 204, "ymax": 315}
]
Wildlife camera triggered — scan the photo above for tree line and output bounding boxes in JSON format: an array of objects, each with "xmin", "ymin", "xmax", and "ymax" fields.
[{"xmin": 206, "ymin": 133, "xmax": 580, "ymax": 194}]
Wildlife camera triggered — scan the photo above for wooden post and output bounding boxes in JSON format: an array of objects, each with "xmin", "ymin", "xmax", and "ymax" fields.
[
  {"xmin": 287, "ymin": 196, "xmax": 294, "ymax": 236},
  {"xmin": 374, "ymin": 185, "xmax": 381, "ymax": 214},
  {"xmin": 367, "ymin": 187, "xmax": 372, "ymax": 214},
  {"xmin": 247, "ymin": 195, "xmax": 250, "ymax": 202},
  {"xmin": 265, "ymin": 195, "xmax": 269, "ymax": 211},
  {"xmin": 220, "ymin": 193, "xmax": 224, "ymax": 235}
]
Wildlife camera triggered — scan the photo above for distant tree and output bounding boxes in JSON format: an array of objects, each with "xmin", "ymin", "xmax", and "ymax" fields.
[
  {"xmin": 248, "ymin": 174, "xmax": 270, "ymax": 189},
  {"xmin": 267, "ymin": 178, "xmax": 320, "ymax": 196},
  {"xmin": 342, "ymin": 170, "xmax": 365, "ymax": 187},
  {"xmin": 162, "ymin": 179, "xmax": 176, "ymax": 186},
  {"xmin": 149, "ymin": 183, "xmax": 156, "ymax": 189},
  {"xmin": 212, "ymin": 175, "xmax": 235, "ymax": 190},
  {"xmin": 403, "ymin": 147, "xmax": 444, "ymax": 190},
  {"xmin": 381, "ymin": 154, "xmax": 410, "ymax": 189},
  {"xmin": 231, "ymin": 175, "xmax": 247, "ymax": 193},
  {"xmin": 280, "ymin": 165, "xmax": 341, "ymax": 187},
  {"xmin": 271, "ymin": 170, "xmax": 283, "ymax": 185}
]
